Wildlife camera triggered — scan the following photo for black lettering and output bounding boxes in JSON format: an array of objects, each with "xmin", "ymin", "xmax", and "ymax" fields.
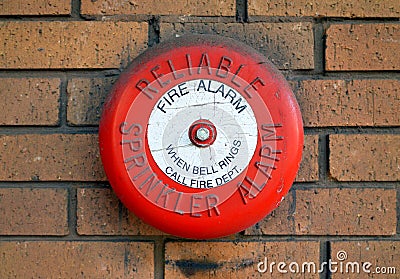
[
  {"xmin": 176, "ymin": 158, "xmax": 183, "ymax": 168},
  {"xmin": 225, "ymin": 152, "xmax": 234, "ymax": 162},
  {"xmin": 197, "ymin": 79, "xmax": 207, "ymax": 91},
  {"xmin": 165, "ymin": 166, "xmax": 173, "ymax": 175},
  {"xmin": 233, "ymin": 139, "xmax": 241, "ymax": 147},
  {"xmin": 178, "ymin": 82, "xmax": 189, "ymax": 96},
  {"xmin": 218, "ymin": 160, "xmax": 227, "ymax": 170},
  {"xmin": 167, "ymin": 88, "xmax": 180, "ymax": 103},
  {"xmin": 182, "ymin": 161, "xmax": 190, "ymax": 172},
  {"xmin": 162, "ymin": 95, "xmax": 172, "ymax": 105},
  {"xmin": 232, "ymin": 97, "xmax": 247, "ymax": 113},
  {"xmin": 166, "ymin": 144, "xmax": 191, "ymax": 172},
  {"xmin": 214, "ymin": 84, "xmax": 225, "ymax": 95},
  {"xmin": 166, "ymin": 144, "xmax": 175, "ymax": 154},
  {"xmin": 225, "ymin": 88, "xmax": 236, "ymax": 103},
  {"xmin": 230, "ymin": 146, "xmax": 239, "ymax": 155},
  {"xmin": 157, "ymin": 99, "xmax": 166, "ymax": 113},
  {"xmin": 207, "ymin": 80, "xmax": 213, "ymax": 92}
]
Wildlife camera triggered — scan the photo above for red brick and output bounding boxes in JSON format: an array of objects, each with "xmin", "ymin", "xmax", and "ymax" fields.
[
  {"xmin": 81, "ymin": 0, "xmax": 235, "ymax": 16},
  {"xmin": 248, "ymin": 0, "xmax": 400, "ymax": 18},
  {"xmin": 244, "ymin": 192, "xmax": 295, "ymax": 235},
  {"xmin": 370, "ymin": 80, "xmax": 400, "ymax": 126},
  {"xmin": 77, "ymin": 188, "xmax": 164, "ymax": 235},
  {"xmin": 295, "ymin": 188, "xmax": 397, "ymax": 235},
  {"xmin": 329, "ymin": 134, "xmax": 400, "ymax": 181},
  {"xmin": 247, "ymin": 188, "xmax": 397, "ymax": 236},
  {"xmin": 160, "ymin": 22, "xmax": 314, "ymax": 70},
  {"xmin": 67, "ymin": 77, "xmax": 116, "ymax": 125},
  {"xmin": 296, "ymin": 135, "xmax": 319, "ymax": 182},
  {"xmin": 0, "ymin": 134, "xmax": 106, "ymax": 181},
  {"xmin": 294, "ymin": 79, "xmax": 400, "ymax": 127},
  {"xmin": 0, "ymin": 21, "xmax": 148, "ymax": 69},
  {"xmin": 0, "ymin": 0, "xmax": 71, "ymax": 15},
  {"xmin": 0, "ymin": 78, "xmax": 60, "ymax": 125},
  {"xmin": 165, "ymin": 241, "xmax": 320, "ymax": 278},
  {"xmin": 0, "ymin": 241, "xmax": 154, "ymax": 278},
  {"xmin": 0, "ymin": 188, "xmax": 68, "ymax": 235},
  {"xmin": 331, "ymin": 241, "xmax": 399, "ymax": 278},
  {"xmin": 294, "ymin": 80, "xmax": 373, "ymax": 126},
  {"xmin": 326, "ymin": 24, "xmax": 400, "ymax": 71}
]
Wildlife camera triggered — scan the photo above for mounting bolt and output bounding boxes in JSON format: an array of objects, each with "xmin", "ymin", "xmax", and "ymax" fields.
[{"xmin": 196, "ymin": 127, "xmax": 210, "ymax": 141}]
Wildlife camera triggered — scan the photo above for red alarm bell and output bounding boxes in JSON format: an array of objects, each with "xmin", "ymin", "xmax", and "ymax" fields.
[{"xmin": 99, "ymin": 34, "xmax": 303, "ymax": 239}]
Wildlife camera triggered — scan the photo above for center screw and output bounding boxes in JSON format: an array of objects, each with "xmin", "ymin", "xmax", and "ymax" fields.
[
  {"xmin": 188, "ymin": 119, "xmax": 217, "ymax": 148},
  {"xmin": 196, "ymin": 127, "xmax": 210, "ymax": 141}
]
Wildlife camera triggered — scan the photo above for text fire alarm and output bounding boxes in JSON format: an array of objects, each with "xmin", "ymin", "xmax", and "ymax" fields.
[{"xmin": 99, "ymin": 35, "xmax": 303, "ymax": 239}]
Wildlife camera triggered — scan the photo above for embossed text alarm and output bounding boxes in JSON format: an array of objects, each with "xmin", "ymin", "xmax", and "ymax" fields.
[{"xmin": 99, "ymin": 35, "xmax": 303, "ymax": 239}]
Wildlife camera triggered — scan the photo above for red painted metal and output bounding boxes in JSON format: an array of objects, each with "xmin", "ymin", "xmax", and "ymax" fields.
[{"xmin": 99, "ymin": 35, "xmax": 303, "ymax": 239}]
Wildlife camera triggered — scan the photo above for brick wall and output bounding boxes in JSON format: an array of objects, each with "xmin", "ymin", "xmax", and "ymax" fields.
[{"xmin": 0, "ymin": 0, "xmax": 399, "ymax": 278}]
